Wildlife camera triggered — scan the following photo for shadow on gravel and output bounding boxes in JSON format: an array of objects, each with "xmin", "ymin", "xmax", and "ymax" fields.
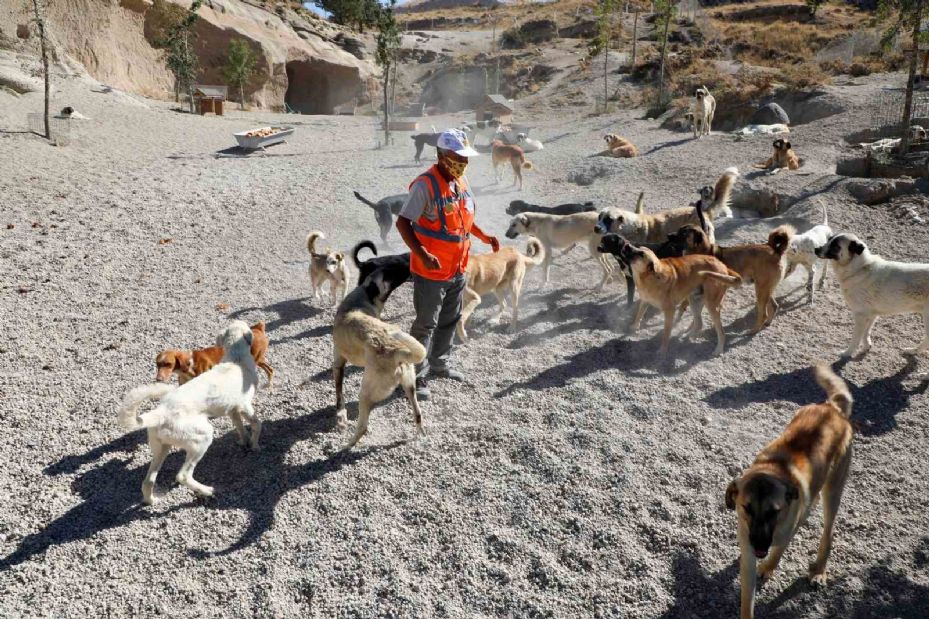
[
  {"xmin": 659, "ymin": 551, "xmax": 739, "ymax": 619},
  {"xmin": 0, "ymin": 408, "xmax": 402, "ymax": 569},
  {"xmin": 643, "ymin": 137, "xmax": 692, "ymax": 156},
  {"xmin": 703, "ymin": 357, "xmax": 928, "ymax": 436},
  {"xmin": 228, "ymin": 298, "xmax": 322, "ymax": 335}
]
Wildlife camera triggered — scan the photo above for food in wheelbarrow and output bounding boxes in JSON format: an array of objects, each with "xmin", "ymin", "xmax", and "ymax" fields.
[{"xmin": 245, "ymin": 127, "xmax": 280, "ymax": 138}]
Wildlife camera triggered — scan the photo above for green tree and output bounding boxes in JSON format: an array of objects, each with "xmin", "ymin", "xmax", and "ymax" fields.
[
  {"xmin": 375, "ymin": 0, "xmax": 401, "ymax": 144},
  {"xmin": 593, "ymin": 0, "xmax": 616, "ymax": 112},
  {"xmin": 655, "ymin": 0, "xmax": 677, "ymax": 107},
  {"xmin": 805, "ymin": 0, "xmax": 826, "ymax": 18},
  {"xmin": 223, "ymin": 39, "xmax": 257, "ymax": 110},
  {"xmin": 316, "ymin": 0, "xmax": 380, "ymax": 31},
  {"xmin": 154, "ymin": 0, "xmax": 202, "ymax": 113},
  {"xmin": 879, "ymin": 0, "xmax": 929, "ymax": 154}
]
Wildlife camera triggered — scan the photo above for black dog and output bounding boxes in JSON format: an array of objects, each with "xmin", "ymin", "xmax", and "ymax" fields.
[
  {"xmin": 352, "ymin": 191, "xmax": 407, "ymax": 242},
  {"xmin": 506, "ymin": 200, "xmax": 597, "ymax": 217},
  {"xmin": 598, "ymin": 233, "xmax": 690, "ymax": 307},
  {"xmin": 410, "ymin": 133, "xmax": 441, "ymax": 163},
  {"xmin": 352, "ymin": 240, "xmax": 411, "ymax": 287}
]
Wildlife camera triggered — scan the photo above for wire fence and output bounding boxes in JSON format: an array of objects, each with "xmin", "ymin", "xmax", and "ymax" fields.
[
  {"xmin": 870, "ymin": 89, "xmax": 929, "ymax": 139},
  {"xmin": 27, "ymin": 113, "xmax": 71, "ymax": 146}
]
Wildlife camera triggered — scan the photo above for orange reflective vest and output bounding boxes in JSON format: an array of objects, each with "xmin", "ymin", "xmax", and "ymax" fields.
[{"xmin": 409, "ymin": 165, "xmax": 475, "ymax": 281}]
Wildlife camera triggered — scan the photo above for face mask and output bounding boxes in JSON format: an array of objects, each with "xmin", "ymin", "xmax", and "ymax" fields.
[{"xmin": 440, "ymin": 153, "xmax": 468, "ymax": 179}]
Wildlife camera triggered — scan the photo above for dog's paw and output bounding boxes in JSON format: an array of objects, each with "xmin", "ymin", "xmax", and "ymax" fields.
[
  {"xmin": 335, "ymin": 408, "xmax": 348, "ymax": 431},
  {"xmin": 902, "ymin": 346, "xmax": 925, "ymax": 356},
  {"xmin": 197, "ymin": 485, "xmax": 215, "ymax": 498},
  {"xmin": 712, "ymin": 346, "xmax": 725, "ymax": 357},
  {"xmin": 809, "ymin": 570, "xmax": 828, "ymax": 587},
  {"xmin": 757, "ymin": 564, "xmax": 776, "ymax": 582}
]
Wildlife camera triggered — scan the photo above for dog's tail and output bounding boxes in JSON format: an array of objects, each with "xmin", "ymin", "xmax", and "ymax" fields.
[
  {"xmin": 695, "ymin": 197, "xmax": 709, "ymax": 235},
  {"xmin": 307, "ymin": 230, "xmax": 324, "ymax": 255},
  {"xmin": 767, "ymin": 224, "xmax": 795, "ymax": 255},
  {"xmin": 252, "ymin": 320, "xmax": 266, "ymax": 334},
  {"xmin": 352, "ymin": 191, "xmax": 379, "ymax": 210},
  {"xmin": 389, "ymin": 331, "xmax": 427, "ymax": 366},
  {"xmin": 815, "ymin": 364, "xmax": 853, "ymax": 418},
  {"xmin": 351, "ymin": 240, "xmax": 378, "ymax": 269},
  {"xmin": 522, "ymin": 160, "xmax": 534, "ymax": 171},
  {"xmin": 523, "ymin": 236, "xmax": 546, "ymax": 267},
  {"xmin": 634, "ymin": 192, "xmax": 645, "ymax": 215},
  {"xmin": 118, "ymin": 383, "xmax": 175, "ymax": 430},
  {"xmin": 699, "ymin": 269, "xmax": 742, "ymax": 287},
  {"xmin": 817, "ymin": 198, "xmax": 829, "ymax": 227},
  {"xmin": 705, "ymin": 167, "xmax": 739, "ymax": 219}
]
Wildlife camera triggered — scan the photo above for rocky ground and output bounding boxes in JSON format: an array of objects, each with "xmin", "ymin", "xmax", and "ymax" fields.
[{"xmin": 0, "ymin": 70, "xmax": 927, "ymax": 618}]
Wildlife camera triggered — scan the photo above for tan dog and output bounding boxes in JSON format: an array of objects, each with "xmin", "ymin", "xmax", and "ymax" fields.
[
  {"xmin": 726, "ymin": 364, "xmax": 853, "ymax": 619},
  {"xmin": 332, "ymin": 270, "xmax": 427, "ymax": 450},
  {"xmin": 618, "ymin": 239, "xmax": 741, "ymax": 356},
  {"xmin": 595, "ymin": 167, "xmax": 738, "ymax": 244},
  {"xmin": 491, "ymin": 139, "xmax": 534, "ymax": 190},
  {"xmin": 602, "ymin": 133, "xmax": 639, "ymax": 158},
  {"xmin": 753, "ymin": 138, "xmax": 800, "ymax": 173},
  {"xmin": 307, "ymin": 230, "xmax": 350, "ymax": 305},
  {"xmin": 680, "ymin": 224, "xmax": 794, "ymax": 332},
  {"xmin": 155, "ymin": 321, "xmax": 274, "ymax": 388},
  {"xmin": 457, "ymin": 237, "xmax": 546, "ymax": 341},
  {"xmin": 505, "ymin": 211, "xmax": 613, "ymax": 289}
]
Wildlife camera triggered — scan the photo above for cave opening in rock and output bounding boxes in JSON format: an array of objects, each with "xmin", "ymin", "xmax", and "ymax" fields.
[{"xmin": 285, "ymin": 60, "xmax": 360, "ymax": 114}]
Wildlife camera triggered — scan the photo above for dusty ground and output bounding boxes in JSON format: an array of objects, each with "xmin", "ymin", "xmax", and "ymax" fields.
[{"xmin": 1, "ymin": 70, "xmax": 928, "ymax": 618}]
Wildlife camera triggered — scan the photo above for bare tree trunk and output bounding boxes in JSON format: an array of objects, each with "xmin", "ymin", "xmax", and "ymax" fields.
[
  {"xmin": 603, "ymin": 17, "xmax": 609, "ymax": 113},
  {"xmin": 390, "ymin": 57, "xmax": 398, "ymax": 116},
  {"xmin": 383, "ymin": 68, "xmax": 390, "ymax": 144},
  {"xmin": 240, "ymin": 83, "xmax": 245, "ymax": 110},
  {"xmin": 631, "ymin": 11, "xmax": 638, "ymax": 70},
  {"xmin": 658, "ymin": 9, "xmax": 671, "ymax": 107},
  {"xmin": 32, "ymin": 0, "xmax": 50, "ymax": 139},
  {"xmin": 901, "ymin": 9, "xmax": 923, "ymax": 155}
]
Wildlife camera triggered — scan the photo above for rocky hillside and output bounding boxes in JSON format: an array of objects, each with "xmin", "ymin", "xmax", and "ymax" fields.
[{"xmin": 0, "ymin": 0, "xmax": 377, "ymax": 112}]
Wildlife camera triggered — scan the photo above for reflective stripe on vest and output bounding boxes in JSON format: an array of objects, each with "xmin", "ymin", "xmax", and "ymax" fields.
[{"xmin": 410, "ymin": 170, "xmax": 470, "ymax": 243}]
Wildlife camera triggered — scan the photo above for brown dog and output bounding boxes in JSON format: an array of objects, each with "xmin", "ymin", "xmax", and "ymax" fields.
[
  {"xmin": 753, "ymin": 138, "xmax": 800, "ymax": 173},
  {"xmin": 726, "ymin": 364, "xmax": 853, "ymax": 619},
  {"xmin": 491, "ymin": 139, "xmax": 534, "ymax": 190},
  {"xmin": 457, "ymin": 237, "xmax": 545, "ymax": 341},
  {"xmin": 679, "ymin": 224, "xmax": 794, "ymax": 332},
  {"xmin": 155, "ymin": 321, "xmax": 274, "ymax": 387},
  {"xmin": 603, "ymin": 133, "xmax": 639, "ymax": 158},
  {"xmin": 618, "ymin": 240, "xmax": 741, "ymax": 356}
]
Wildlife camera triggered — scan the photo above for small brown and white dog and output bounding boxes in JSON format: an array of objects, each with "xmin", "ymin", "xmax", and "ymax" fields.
[
  {"xmin": 155, "ymin": 321, "xmax": 274, "ymax": 387},
  {"xmin": 726, "ymin": 364, "xmax": 853, "ymax": 619},
  {"xmin": 692, "ymin": 86, "xmax": 716, "ymax": 138},
  {"xmin": 457, "ymin": 237, "xmax": 546, "ymax": 341},
  {"xmin": 617, "ymin": 239, "xmax": 741, "ymax": 356},
  {"xmin": 679, "ymin": 224, "xmax": 794, "ymax": 332},
  {"xmin": 753, "ymin": 138, "xmax": 800, "ymax": 174},
  {"xmin": 909, "ymin": 124, "xmax": 927, "ymax": 142},
  {"xmin": 307, "ymin": 230, "xmax": 350, "ymax": 305},
  {"xmin": 602, "ymin": 133, "xmax": 639, "ymax": 158},
  {"xmin": 595, "ymin": 167, "xmax": 738, "ymax": 244},
  {"xmin": 491, "ymin": 139, "xmax": 534, "ymax": 190}
]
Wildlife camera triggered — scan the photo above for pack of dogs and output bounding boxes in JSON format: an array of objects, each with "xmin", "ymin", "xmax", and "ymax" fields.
[{"xmin": 117, "ymin": 118, "xmax": 929, "ymax": 619}]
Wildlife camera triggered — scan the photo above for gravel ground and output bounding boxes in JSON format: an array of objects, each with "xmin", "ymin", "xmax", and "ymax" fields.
[{"xmin": 1, "ymin": 72, "xmax": 927, "ymax": 618}]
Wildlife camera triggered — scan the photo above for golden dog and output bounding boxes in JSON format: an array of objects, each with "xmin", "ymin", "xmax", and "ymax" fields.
[
  {"xmin": 603, "ymin": 133, "xmax": 639, "ymax": 158},
  {"xmin": 491, "ymin": 140, "xmax": 534, "ymax": 190},
  {"xmin": 754, "ymin": 138, "xmax": 800, "ymax": 173}
]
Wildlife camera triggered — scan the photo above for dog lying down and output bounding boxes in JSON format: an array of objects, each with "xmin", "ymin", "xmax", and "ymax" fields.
[
  {"xmin": 618, "ymin": 238, "xmax": 741, "ymax": 356},
  {"xmin": 727, "ymin": 364, "xmax": 853, "ymax": 619},
  {"xmin": 506, "ymin": 199, "xmax": 596, "ymax": 217},
  {"xmin": 458, "ymin": 237, "xmax": 545, "ymax": 341},
  {"xmin": 332, "ymin": 269, "xmax": 426, "ymax": 450},
  {"xmin": 816, "ymin": 232, "xmax": 929, "ymax": 358},
  {"xmin": 119, "ymin": 321, "xmax": 261, "ymax": 505},
  {"xmin": 351, "ymin": 239, "xmax": 411, "ymax": 287},
  {"xmin": 735, "ymin": 123, "xmax": 790, "ymax": 137},
  {"xmin": 155, "ymin": 321, "xmax": 273, "ymax": 388}
]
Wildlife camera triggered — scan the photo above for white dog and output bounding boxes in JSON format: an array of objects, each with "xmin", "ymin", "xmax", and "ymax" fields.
[
  {"xmin": 785, "ymin": 200, "xmax": 833, "ymax": 304},
  {"xmin": 816, "ymin": 234, "xmax": 929, "ymax": 357},
  {"xmin": 516, "ymin": 133, "xmax": 544, "ymax": 153},
  {"xmin": 118, "ymin": 321, "xmax": 261, "ymax": 504},
  {"xmin": 735, "ymin": 123, "xmax": 790, "ymax": 137},
  {"xmin": 692, "ymin": 86, "xmax": 716, "ymax": 138}
]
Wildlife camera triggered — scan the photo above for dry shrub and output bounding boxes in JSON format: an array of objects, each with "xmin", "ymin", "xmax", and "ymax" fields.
[{"xmin": 780, "ymin": 62, "xmax": 831, "ymax": 89}]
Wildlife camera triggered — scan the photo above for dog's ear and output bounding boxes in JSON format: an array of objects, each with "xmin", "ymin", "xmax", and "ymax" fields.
[
  {"xmin": 849, "ymin": 239, "xmax": 865, "ymax": 255},
  {"xmin": 784, "ymin": 141, "xmax": 792, "ymax": 150},
  {"xmin": 244, "ymin": 329, "xmax": 254, "ymax": 347},
  {"xmin": 335, "ymin": 252, "xmax": 345, "ymax": 261},
  {"xmin": 773, "ymin": 139, "xmax": 781, "ymax": 149},
  {"xmin": 784, "ymin": 483, "xmax": 799, "ymax": 504},
  {"xmin": 725, "ymin": 480, "xmax": 739, "ymax": 510}
]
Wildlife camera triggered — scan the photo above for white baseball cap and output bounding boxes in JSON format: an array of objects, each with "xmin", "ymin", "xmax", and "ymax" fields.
[{"xmin": 437, "ymin": 128, "xmax": 479, "ymax": 157}]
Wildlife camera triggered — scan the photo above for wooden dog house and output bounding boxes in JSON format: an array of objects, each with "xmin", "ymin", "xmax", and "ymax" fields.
[
  {"xmin": 475, "ymin": 94, "xmax": 514, "ymax": 124},
  {"xmin": 193, "ymin": 85, "xmax": 227, "ymax": 116}
]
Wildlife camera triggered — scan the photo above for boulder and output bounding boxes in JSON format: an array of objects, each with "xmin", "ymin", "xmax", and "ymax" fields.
[
  {"xmin": 750, "ymin": 102, "xmax": 790, "ymax": 126},
  {"xmin": 846, "ymin": 178, "xmax": 918, "ymax": 205}
]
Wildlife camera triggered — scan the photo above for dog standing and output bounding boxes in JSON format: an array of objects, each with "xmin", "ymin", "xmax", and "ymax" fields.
[
  {"xmin": 785, "ymin": 200, "xmax": 832, "ymax": 304},
  {"xmin": 505, "ymin": 211, "xmax": 613, "ymax": 289},
  {"xmin": 332, "ymin": 270, "xmax": 427, "ymax": 449},
  {"xmin": 754, "ymin": 138, "xmax": 800, "ymax": 173},
  {"xmin": 816, "ymin": 233, "xmax": 929, "ymax": 357},
  {"xmin": 679, "ymin": 224, "xmax": 794, "ymax": 332},
  {"xmin": 457, "ymin": 237, "xmax": 546, "ymax": 341},
  {"xmin": 726, "ymin": 364, "xmax": 853, "ymax": 619},
  {"xmin": 602, "ymin": 133, "xmax": 639, "ymax": 158},
  {"xmin": 692, "ymin": 86, "xmax": 716, "ymax": 138},
  {"xmin": 410, "ymin": 132, "xmax": 440, "ymax": 162},
  {"xmin": 307, "ymin": 230, "xmax": 350, "ymax": 305},
  {"xmin": 491, "ymin": 140, "xmax": 534, "ymax": 190},
  {"xmin": 155, "ymin": 321, "xmax": 274, "ymax": 388},
  {"xmin": 119, "ymin": 321, "xmax": 261, "ymax": 504},
  {"xmin": 595, "ymin": 167, "xmax": 738, "ymax": 244},
  {"xmin": 352, "ymin": 191, "xmax": 407, "ymax": 243},
  {"xmin": 350, "ymin": 239, "xmax": 411, "ymax": 287}
]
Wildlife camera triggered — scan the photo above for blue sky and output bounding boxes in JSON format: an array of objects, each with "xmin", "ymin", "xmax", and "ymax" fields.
[{"xmin": 303, "ymin": 0, "xmax": 407, "ymax": 19}]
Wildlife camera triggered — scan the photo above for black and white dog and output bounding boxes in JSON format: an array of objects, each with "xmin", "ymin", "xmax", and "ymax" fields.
[
  {"xmin": 351, "ymin": 240, "xmax": 411, "ymax": 287},
  {"xmin": 352, "ymin": 191, "xmax": 408, "ymax": 243}
]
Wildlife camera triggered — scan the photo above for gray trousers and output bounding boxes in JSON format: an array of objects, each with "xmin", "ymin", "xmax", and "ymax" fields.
[{"xmin": 409, "ymin": 272, "xmax": 466, "ymax": 376}]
